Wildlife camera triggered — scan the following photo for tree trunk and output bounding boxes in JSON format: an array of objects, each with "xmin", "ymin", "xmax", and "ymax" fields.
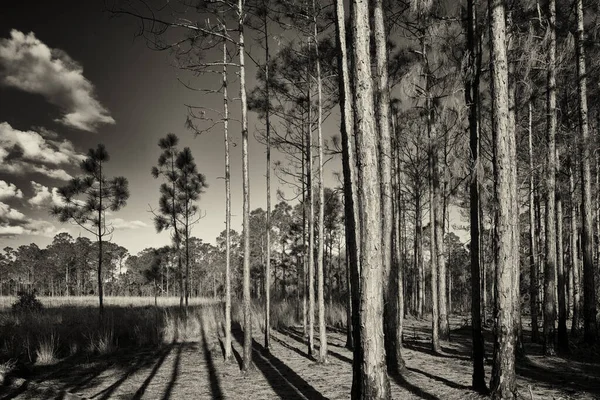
[
  {"xmin": 489, "ymin": 0, "xmax": 518, "ymax": 396},
  {"xmin": 422, "ymin": 31, "xmax": 441, "ymax": 353},
  {"xmin": 264, "ymin": 10, "xmax": 272, "ymax": 352},
  {"xmin": 543, "ymin": 0, "xmax": 557, "ymax": 356},
  {"xmin": 306, "ymin": 39, "xmax": 316, "ymax": 357},
  {"xmin": 528, "ymin": 98, "xmax": 540, "ymax": 343},
  {"xmin": 351, "ymin": 0, "xmax": 391, "ymax": 394},
  {"xmin": 223, "ymin": 38, "xmax": 232, "ymax": 359},
  {"xmin": 314, "ymin": 4, "xmax": 327, "ymax": 363},
  {"xmin": 334, "ymin": 0, "xmax": 360, "ymax": 369},
  {"xmin": 372, "ymin": 0, "xmax": 397, "ymax": 373},
  {"xmin": 239, "ymin": 0, "xmax": 253, "ymax": 371},
  {"xmin": 569, "ymin": 159, "xmax": 580, "ymax": 335},
  {"xmin": 556, "ymin": 156, "xmax": 568, "ymax": 350},
  {"xmin": 575, "ymin": 0, "xmax": 598, "ymax": 344},
  {"xmin": 415, "ymin": 189, "xmax": 424, "ymax": 319},
  {"xmin": 466, "ymin": 0, "xmax": 485, "ymax": 389}
]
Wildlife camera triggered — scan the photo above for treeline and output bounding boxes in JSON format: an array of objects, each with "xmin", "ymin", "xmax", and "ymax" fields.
[{"xmin": 1, "ymin": 198, "xmax": 471, "ymax": 309}]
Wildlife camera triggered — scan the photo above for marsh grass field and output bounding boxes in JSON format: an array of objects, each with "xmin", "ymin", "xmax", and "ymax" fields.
[{"xmin": 0, "ymin": 296, "xmax": 599, "ymax": 399}]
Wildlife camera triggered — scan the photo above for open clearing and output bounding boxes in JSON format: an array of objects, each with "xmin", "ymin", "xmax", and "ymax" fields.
[{"xmin": 1, "ymin": 307, "xmax": 599, "ymax": 400}]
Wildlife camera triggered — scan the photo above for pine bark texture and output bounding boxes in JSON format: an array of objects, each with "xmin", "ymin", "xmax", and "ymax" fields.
[
  {"xmin": 372, "ymin": 0, "xmax": 400, "ymax": 373},
  {"xmin": 350, "ymin": 0, "xmax": 391, "ymax": 395},
  {"xmin": 489, "ymin": 0, "xmax": 518, "ymax": 397}
]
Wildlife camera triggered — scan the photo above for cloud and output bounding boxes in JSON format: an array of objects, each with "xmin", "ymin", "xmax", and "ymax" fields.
[
  {"xmin": 109, "ymin": 218, "xmax": 149, "ymax": 230},
  {"xmin": 0, "ymin": 30, "xmax": 115, "ymax": 132},
  {"xmin": 0, "ymin": 180, "xmax": 23, "ymax": 200},
  {"xmin": 0, "ymin": 201, "xmax": 27, "ymax": 222},
  {"xmin": 0, "ymin": 122, "xmax": 84, "ymax": 180},
  {"xmin": 28, "ymin": 181, "xmax": 65, "ymax": 207},
  {"xmin": 0, "ymin": 200, "xmax": 58, "ymax": 237}
]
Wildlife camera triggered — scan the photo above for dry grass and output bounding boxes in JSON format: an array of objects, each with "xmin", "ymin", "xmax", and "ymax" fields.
[
  {"xmin": 35, "ymin": 333, "xmax": 58, "ymax": 366},
  {"xmin": 0, "ymin": 295, "xmax": 218, "ymax": 309}
]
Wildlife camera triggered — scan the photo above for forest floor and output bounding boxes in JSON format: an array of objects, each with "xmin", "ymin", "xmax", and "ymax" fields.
[{"xmin": 1, "ymin": 314, "xmax": 599, "ymax": 399}]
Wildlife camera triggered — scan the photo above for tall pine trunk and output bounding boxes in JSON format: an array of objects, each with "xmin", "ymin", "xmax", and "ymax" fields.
[
  {"xmin": 350, "ymin": 0, "xmax": 391, "ymax": 395},
  {"xmin": 239, "ymin": 0, "xmax": 253, "ymax": 371},
  {"xmin": 543, "ymin": 0, "xmax": 557, "ymax": 356},
  {"xmin": 313, "ymin": 3, "xmax": 328, "ymax": 362},
  {"xmin": 306, "ymin": 41, "xmax": 316, "ymax": 356},
  {"xmin": 264, "ymin": 10, "xmax": 272, "ymax": 352},
  {"xmin": 466, "ymin": 0, "xmax": 486, "ymax": 390},
  {"xmin": 223, "ymin": 35, "xmax": 232, "ymax": 361},
  {"xmin": 575, "ymin": 0, "xmax": 598, "ymax": 344},
  {"xmin": 372, "ymin": 0, "xmax": 399, "ymax": 373},
  {"xmin": 489, "ymin": 0, "xmax": 518, "ymax": 396}
]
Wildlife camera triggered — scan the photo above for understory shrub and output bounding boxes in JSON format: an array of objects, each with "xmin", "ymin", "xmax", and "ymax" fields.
[{"xmin": 12, "ymin": 291, "xmax": 43, "ymax": 314}]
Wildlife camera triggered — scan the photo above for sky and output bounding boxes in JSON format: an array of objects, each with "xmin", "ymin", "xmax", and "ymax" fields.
[
  {"xmin": 0, "ymin": 1, "xmax": 470, "ymax": 255},
  {"xmin": 0, "ymin": 0, "xmax": 345, "ymax": 254}
]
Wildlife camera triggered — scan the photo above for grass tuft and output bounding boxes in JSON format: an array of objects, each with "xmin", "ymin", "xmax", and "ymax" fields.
[{"xmin": 35, "ymin": 333, "xmax": 58, "ymax": 365}]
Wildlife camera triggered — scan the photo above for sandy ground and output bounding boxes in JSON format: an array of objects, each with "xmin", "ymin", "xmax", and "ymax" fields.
[{"xmin": 1, "ymin": 317, "xmax": 599, "ymax": 399}]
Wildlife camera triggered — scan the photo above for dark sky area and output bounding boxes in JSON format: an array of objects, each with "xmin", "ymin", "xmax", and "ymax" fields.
[{"xmin": 0, "ymin": 0, "xmax": 344, "ymax": 253}]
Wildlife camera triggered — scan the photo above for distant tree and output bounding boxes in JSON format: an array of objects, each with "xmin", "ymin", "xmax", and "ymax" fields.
[
  {"xmin": 152, "ymin": 133, "xmax": 185, "ymax": 310},
  {"xmin": 175, "ymin": 147, "xmax": 208, "ymax": 310},
  {"xmin": 52, "ymin": 144, "xmax": 130, "ymax": 318}
]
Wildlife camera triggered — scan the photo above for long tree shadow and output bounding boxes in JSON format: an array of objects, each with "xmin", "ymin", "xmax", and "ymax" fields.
[
  {"xmin": 403, "ymin": 339, "xmax": 471, "ymax": 362},
  {"xmin": 389, "ymin": 372, "xmax": 441, "ymax": 400},
  {"xmin": 232, "ymin": 323, "xmax": 327, "ymax": 400},
  {"xmin": 91, "ymin": 348, "xmax": 170, "ymax": 400},
  {"xmin": 201, "ymin": 315, "xmax": 224, "ymax": 400},
  {"xmin": 131, "ymin": 346, "xmax": 175, "ymax": 400},
  {"xmin": 406, "ymin": 367, "xmax": 472, "ymax": 391},
  {"xmin": 161, "ymin": 343, "xmax": 183, "ymax": 400},
  {"xmin": 271, "ymin": 334, "xmax": 313, "ymax": 361},
  {"xmin": 282, "ymin": 327, "xmax": 353, "ymax": 364}
]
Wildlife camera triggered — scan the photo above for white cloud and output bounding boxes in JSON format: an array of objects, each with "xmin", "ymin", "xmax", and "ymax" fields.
[
  {"xmin": 0, "ymin": 30, "xmax": 115, "ymax": 132},
  {"xmin": 0, "ymin": 122, "xmax": 84, "ymax": 180},
  {"xmin": 28, "ymin": 181, "xmax": 65, "ymax": 207},
  {"xmin": 0, "ymin": 200, "xmax": 60, "ymax": 237},
  {"xmin": 0, "ymin": 180, "xmax": 23, "ymax": 200},
  {"xmin": 0, "ymin": 201, "xmax": 27, "ymax": 222},
  {"xmin": 109, "ymin": 218, "xmax": 149, "ymax": 230}
]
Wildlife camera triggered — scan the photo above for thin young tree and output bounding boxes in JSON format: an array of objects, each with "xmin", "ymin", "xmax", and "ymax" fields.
[
  {"xmin": 312, "ymin": 0, "xmax": 327, "ymax": 364},
  {"xmin": 489, "ymin": 0, "xmax": 518, "ymax": 396},
  {"xmin": 52, "ymin": 144, "xmax": 130, "ymax": 318},
  {"xmin": 222, "ymin": 33, "xmax": 233, "ymax": 361},
  {"xmin": 238, "ymin": 0, "xmax": 253, "ymax": 371}
]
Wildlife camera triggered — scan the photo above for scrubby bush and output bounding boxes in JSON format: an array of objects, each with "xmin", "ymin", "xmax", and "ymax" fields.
[{"xmin": 11, "ymin": 291, "xmax": 43, "ymax": 314}]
